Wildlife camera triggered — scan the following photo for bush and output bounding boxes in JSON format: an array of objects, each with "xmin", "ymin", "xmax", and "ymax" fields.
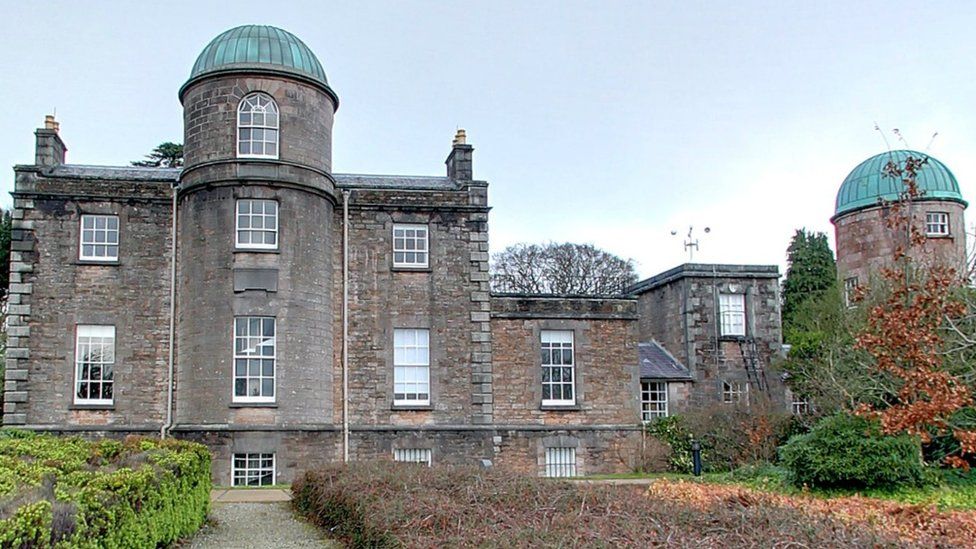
[
  {"xmin": 686, "ymin": 401, "xmax": 796, "ymax": 472},
  {"xmin": 292, "ymin": 461, "xmax": 900, "ymax": 547},
  {"xmin": 643, "ymin": 416, "xmax": 697, "ymax": 473},
  {"xmin": 780, "ymin": 413, "xmax": 926, "ymax": 490},
  {"xmin": 0, "ymin": 434, "xmax": 211, "ymax": 548}
]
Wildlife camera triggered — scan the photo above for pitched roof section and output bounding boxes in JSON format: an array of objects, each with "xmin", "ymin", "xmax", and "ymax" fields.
[
  {"xmin": 43, "ymin": 164, "xmax": 181, "ymax": 183},
  {"xmin": 333, "ymin": 173, "xmax": 460, "ymax": 191},
  {"xmin": 32, "ymin": 166, "xmax": 464, "ymax": 190},
  {"xmin": 639, "ymin": 341, "xmax": 692, "ymax": 381}
]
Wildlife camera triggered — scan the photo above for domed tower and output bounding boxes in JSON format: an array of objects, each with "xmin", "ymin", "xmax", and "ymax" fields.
[
  {"xmin": 832, "ymin": 150, "xmax": 968, "ymax": 288},
  {"xmin": 175, "ymin": 26, "xmax": 340, "ymax": 440}
]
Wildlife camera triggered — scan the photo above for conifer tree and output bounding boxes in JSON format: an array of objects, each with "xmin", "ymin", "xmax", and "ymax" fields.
[{"xmin": 782, "ymin": 229, "xmax": 836, "ymax": 338}]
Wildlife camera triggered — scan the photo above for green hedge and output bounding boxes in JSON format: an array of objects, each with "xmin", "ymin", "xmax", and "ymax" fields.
[
  {"xmin": 780, "ymin": 413, "xmax": 926, "ymax": 490},
  {"xmin": 0, "ymin": 432, "xmax": 211, "ymax": 548}
]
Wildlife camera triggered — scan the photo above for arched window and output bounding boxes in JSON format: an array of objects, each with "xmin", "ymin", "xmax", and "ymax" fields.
[{"xmin": 238, "ymin": 93, "xmax": 279, "ymax": 158}]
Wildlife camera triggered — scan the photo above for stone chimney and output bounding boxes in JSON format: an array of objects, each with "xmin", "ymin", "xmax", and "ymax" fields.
[
  {"xmin": 445, "ymin": 128, "xmax": 473, "ymax": 181},
  {"xmin": 35, "ymin": 114, "xmax": 67, "ymax": 167}
]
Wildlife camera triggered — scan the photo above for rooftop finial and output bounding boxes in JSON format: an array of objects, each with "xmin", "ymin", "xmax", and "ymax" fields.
[{"xmin": 453, "ymin": 128, "xmax": 467, "ymax": 146}]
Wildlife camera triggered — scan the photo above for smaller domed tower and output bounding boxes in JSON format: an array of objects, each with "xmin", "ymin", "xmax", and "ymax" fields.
[{"xmin": 832, "ymin": 150, "xmax": 968, "ymax": 287}]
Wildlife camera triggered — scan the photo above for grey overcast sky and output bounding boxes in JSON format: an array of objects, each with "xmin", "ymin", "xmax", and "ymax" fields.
[{"xmin": 1, "ymin": 1, "xmax": 974, "ymax": 279}]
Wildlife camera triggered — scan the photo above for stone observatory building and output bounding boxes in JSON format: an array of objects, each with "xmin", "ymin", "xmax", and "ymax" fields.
[
  {"xmin": 833, "ymin": 149, "xmax": 968, "ymax": 298},
  {"xmin": 4, "ymin": 25, "xmax": 787, "ymax": 484}
]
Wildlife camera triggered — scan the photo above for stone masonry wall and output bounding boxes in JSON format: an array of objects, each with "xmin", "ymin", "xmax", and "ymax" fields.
[
  {"xmin": 334, "ymin": 182, "xmax": 492, "ymax": 428},
  {"xmin": 491, "ymin": 296, "xmax": 641, "ymax": 426},
  {"xmin": 635, "ymin": 267, "xmax": 785, "ymax": 409},
  {"xmin": 4, "ymin": 168, "xmax": 173, "ymax": 427}
]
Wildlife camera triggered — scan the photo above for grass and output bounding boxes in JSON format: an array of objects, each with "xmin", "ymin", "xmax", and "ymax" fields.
[{"xmin": 585, "ymin": 464, "xmax": 976, "ymax": 510}]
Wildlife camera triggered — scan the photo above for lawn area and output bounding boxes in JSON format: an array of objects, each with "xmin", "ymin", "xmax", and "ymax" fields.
[
  {"xmin": 586, "ymin": 464, "xmax": 976, "ymax": 510},
  {"xmin": 291, "ymin": 461, "xmax": 976, "ymax": 547}
]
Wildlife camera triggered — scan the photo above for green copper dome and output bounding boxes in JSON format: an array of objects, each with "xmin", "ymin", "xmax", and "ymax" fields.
[
  {"xmin": 182, "ymin": 25, "xmax": 337, "ymax": 104},
  {"xmin": 834, "ymin": 150, "xmax": 966, "ymax": 217}
]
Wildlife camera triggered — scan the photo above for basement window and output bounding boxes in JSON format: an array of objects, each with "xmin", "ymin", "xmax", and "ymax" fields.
[
  {"xmin": 232, "ymin": 453, "xmax": 275, "ymax": 486},
  {"xmin": 544, "ymin": 447, "xmax": 577, "ymax": 478},
  {"xmin": 393, "ymin": 448, "xmax": 432, "ymax": 466}
]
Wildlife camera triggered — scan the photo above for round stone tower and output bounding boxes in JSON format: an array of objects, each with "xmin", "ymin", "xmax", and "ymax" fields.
[
  {"xmin": 832, "ymin": 150, "xmax": 968, "ymax": 286},
  {"xmin": 175, "ymin": 26, "xmax": 339, "ymax": 431}
]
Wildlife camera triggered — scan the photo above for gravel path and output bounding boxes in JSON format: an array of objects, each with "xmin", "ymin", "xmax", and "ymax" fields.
[{"xmin": 185, "ymin": 502, "xmax": 335, "ymax": 548}]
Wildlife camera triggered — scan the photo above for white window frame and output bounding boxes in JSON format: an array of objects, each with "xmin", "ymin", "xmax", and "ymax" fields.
[
  {"xmin": 393, "ymin": 328, "xmax": 430, "ymax": 406},
  {"xmin": 641, "ymin": 381, "xmax": 669, "ymax": 421},
  {"xmin": 233, "ymin": 317, "xmax": 276, "ymax": 403},
  {"xmin": 235, "ymin": 199, "xmax": 278, "ymax": 250},
  {"xmin": 79, "ymin": 214, "xmax": 120, "ymax": 261},
  {"xmin": 719, "ymin": 293, "xmax": 746, "ymax": 337},
  {"xmin": 74, "ymin": 325, "xmax": 115, "ymax": 405},
  {"xmin": 541, "ymin": 330, "xmax": 575, "ymax": 406},
  {"xmin": 393, "ymin": 448, "xmax": 432, "ymax": 466},
  {"xmin": 237, "ymin": 93, "xmax": 279, "ymax": 159},
  {"xmin": 722, "ymin": 380, "xmax": 748, "ymax": 405},
  {"xmin": 925, "ymin": 211, "xmax": 949, "ymax": 236},
  {"xmin": 231, "ymin": 453, "xmax": 276, "ymax": 486},
  {"xmin": 844, "ymin": 276, "xmax": 859, "ymax": 308},
  {"xmin": 392, "ymin": 224, "xmax": 429, "ymax": 268},
  {"xmin": 544, "ymin": 447, "xmax": 577, "ymax": 478}
]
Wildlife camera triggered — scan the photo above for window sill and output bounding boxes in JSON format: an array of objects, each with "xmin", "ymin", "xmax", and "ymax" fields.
[
  {"xmin": 233, "ymin": 249, "xmax": 280, "ymax": 255},
  {"xmin": 391, "ymin": 403, "xmax": 433, "ymax": 411},
  {"xmin": 540, "ymin": 404, "xmax": 581, "ymax": 411},
  {"xmin": 926, "ymin": 233, "xmax": 952, "ymax": 239},
  {"xmin": 718, "ymin": 335, "xmax": 747, "ymax": 342},
  {"xmin": 74, "ymin": 260, "xmax": 121, "ymax": 266},
  {"xmin": 392, "ymin": 265, "xmax": 431, "ymax": 273},
  {"xmin": 69, "ymin": 403, "xmax": 115, "ymax": 411},
  {"xmin": 229, "ymin": 402, "xmax": 278, "ymax": 408}
]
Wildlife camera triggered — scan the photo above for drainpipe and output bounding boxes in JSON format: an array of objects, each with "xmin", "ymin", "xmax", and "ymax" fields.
[
  {"xmin": 161, "ymin": 186, "xmax": 178, "ymax": 439},
  {"xmin": 342, "ymin": 190, "xmax": 350, "ymax": 462}
]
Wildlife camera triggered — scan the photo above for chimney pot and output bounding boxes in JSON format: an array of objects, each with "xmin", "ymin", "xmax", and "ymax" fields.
[
  {"xmin": 453, "ymin": 128, "xmax": 467, "ymax": 146},
  {"xmin": 44, "ymin": 114, "xmax": 56, "ymax": 130}
]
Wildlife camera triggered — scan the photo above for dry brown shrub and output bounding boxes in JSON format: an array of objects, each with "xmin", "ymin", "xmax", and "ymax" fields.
[{"xmin": 292, "ymin": 462, "xmax": 910, "ymax": 547}]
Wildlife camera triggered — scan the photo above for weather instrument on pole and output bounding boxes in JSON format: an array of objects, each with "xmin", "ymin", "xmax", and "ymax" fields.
[{"xmin": 671, "ymin": 226, "xmax": 710, "ymax": 262}]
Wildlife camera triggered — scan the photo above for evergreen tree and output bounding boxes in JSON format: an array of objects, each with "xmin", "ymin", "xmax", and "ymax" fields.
[
  {"xmin": 782, "ymin": 229, "xmax": 836, "ymax": 338},
  {"xmin": 132, "ymin": 142, "xmax": 183, "ymax": 168}
]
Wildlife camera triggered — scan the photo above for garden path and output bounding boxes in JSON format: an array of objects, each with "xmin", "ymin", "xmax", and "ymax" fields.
[{"xmin": 185, "ymin": 501, "xmax": 335, "ymax": 548}]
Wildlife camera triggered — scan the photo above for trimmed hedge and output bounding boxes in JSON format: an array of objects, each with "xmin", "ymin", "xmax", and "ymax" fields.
[
  {"xmin": 292, "ymin": 461, "xmax": 898, "ymax": 547},
  {"xmin": 780, "ymin": 413, "xmax": 926, "ymax": 490},
  {"xmin": 0, "ymin": 432, "xmax": 211, "ymax": 548}
]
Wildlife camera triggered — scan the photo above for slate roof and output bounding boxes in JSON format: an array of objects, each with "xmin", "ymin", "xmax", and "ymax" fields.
[
  {"xmin": 35, "ymin": 165, "xmax": 462, "ymax": 191},
  {"xmin": 43, "ymin": 164, "xmax": 181, "ymax": 183},
  {"xmin": 333, "ymin": 173, "xmax": 460, "ymax": 191},
  {"xmin": 639, "ymin": 341, "xmax": 692, "ymax": 381}
]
